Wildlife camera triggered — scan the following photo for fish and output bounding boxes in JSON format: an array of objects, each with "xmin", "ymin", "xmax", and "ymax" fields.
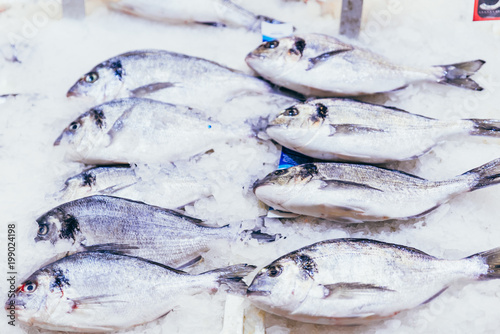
[
  {"xmin": 59, "ymin": 165, "xmax": 138, "ymax": 201},
  {"xmin": 6, "ymin": 250, "xmax": 256, "ymax": 332},
  {"xmin": 35, "ymin": 195, "xmax": 275, "ymax": 268},
  {"xmin": 266, "ymin": 98, "xmax": 500, "ymax": 163},
  {"xmin": 53, "ymin": 97, "xmax": 250, "ymax": 165},
  {"xmin": 107, "ymin": 0, "xmax": 285, "ymax": 30},
  {"xmin": 245, "ymin": 33, "xmax": 485, "ymax": 96},
  {"xmin": 59, "ymin": 165, "xmax": 213, "ymax": 208},
  {"xmin": 253, "ymin": 159, "xmax": 500, "ymax": 222},
  {"xmin": 66, "ymin": 49, "xmax": 296, "ymax": 113},
  {"xmin": 246, "ymin": 238, "xmax": 500, "ymax": 325}
]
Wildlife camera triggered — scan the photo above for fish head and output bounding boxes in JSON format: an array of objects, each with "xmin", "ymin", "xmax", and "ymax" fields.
[
  {"xmin": 35, "ymin": 208, "xmax": 81, "ymax": 245},
  {"xmin": 53, "ymin": 106, "xmax": 110, "ymax": 158},
  {"xmin": 6, "ymin": 269, "xmax": 64, "ymax": 325},
  {"xmin": 67, "ymin": 59, "xmax": 125, "ymax": 103},
  {"xmin": 253, "ymin": 164, "xmax": 319, "ymax": 210},
  {"xmin": 60, "ymin": 171, "xmax": 96, "ymax": 201},
  {"xmin": 267, "ymin": 102, "xmax": 328, "ymax": 146},
  {"xmin": 247, "ymin": 254, "xmax": 315, "ymax": 311},
  {"xmin": 245, "ymin": 36, "xmax": 305, "ymax": 78}
]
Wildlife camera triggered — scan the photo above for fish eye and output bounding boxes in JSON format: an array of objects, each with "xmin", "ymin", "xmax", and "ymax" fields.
[
  {"xmin": 84, "ymin": 72, "xmax": 99, "ymax": 83},
  {"xmin": 69, "ymin": 122, "xmax": 80, "ymax": 131},
  {"xmin": 263, "ymin": 40, "xmax": 279, "ymax": 49},
  {"xmin": 273, "ymin": 169, "xmax": 287, "ymax": 176},
  {"xmin": 267, "ymin": 265, "xmax": 283, "ymax": 278},
  {"xmin": 21, "ymin": 281, "xmax": 37, "ymax": 293},
  {"xmin": 37, "ymin": 225, "xmax": 49, "ymax": 235},
  {"xmin": 284, "ymin": 107, "xmax": 299, "ymax": 117}
]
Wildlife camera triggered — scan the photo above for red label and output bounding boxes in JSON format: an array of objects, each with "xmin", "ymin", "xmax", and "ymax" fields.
[{"xmin": 474, "ymin": 0, "xmax": 500, "ymax": 21}]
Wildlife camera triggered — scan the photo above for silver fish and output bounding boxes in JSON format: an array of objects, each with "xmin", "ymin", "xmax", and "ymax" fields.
[
  {"xmin": 66, "ymin": 49, "xmax": 295, "ymax": 111},
  {"xmin": 267, "ymin": 98, "xmax": 500, "ymax": 163},
  {"xmin": 6, "ymin": 251, "xmax": 255, "ymax": 332},
  {"xmin": 54, "ymin": 98, "xmax": 248, "ymax": 165},
  {"xmin": 253, "ymin": 160, "xmax": 500, "ymax": 222},
  {"xmin": 245, "ymin": 33, "xmax": 485, "ymax": 96},
  {"xmin": 247, "ymin": 238, "xmax": 500, "ymax": 325},
  {"xmin": 59, "ymin": 165, "xmax": 138, "ymax": 201},
  {"xmin": 107, "ymin": 0, "xmax": 284, "ymax": 30},
  {"xmin": 35, "ymin": 195, "xmax": 268, "ymax": 268},
  {"xmin": 59, "ymin": 165, "xmax": 213, "ymax": 208}
]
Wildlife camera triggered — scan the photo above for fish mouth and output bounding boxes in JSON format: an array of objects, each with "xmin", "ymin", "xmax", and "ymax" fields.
[
  {"xmin": 66, "ymin": 83, "xmax": 81, "ymax": 98},
  {"xmin": 5, "ymin": 300, "xmax": 25, "ymax": 311},
  {"xmin": 252, "ymin": 177, "xmax": 270, "ymax": 192},
  {"xmin": 53, "ymin": 132, "xmax": 64, "ymax": 146},
  {"xmin": 246, "ymin": 289, "xmax": 271, "ymax": 297}
]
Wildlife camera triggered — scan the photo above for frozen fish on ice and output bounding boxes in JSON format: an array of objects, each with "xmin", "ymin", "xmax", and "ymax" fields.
[
  {"xmin": 253, "ymin": 159, "xmax": 500, "ymax": 222},
  {"xmin": 59, "ymin": 165, "xmax": 137, "ymax": 201},
  {"xmin": 66, "ymin": 49, "xmax": 296, "ymax": 114},
  {"xmin": 266, "ymin": 98, "xmax": 500, "ymax": 163},
  {"xmin": 35, "ymin": 195, "xmax": 274, "ymax": 268},
  {"xmin": 247, "ymin": 238, "xmax": 500, "ymax": 325},
  {"xmin": 59, "ymin": 165, "xmax": 214, "ymax": 208},
  {"xmin": 246, "ymin": 33, "xmax": 485, "ymax": 96},
  {"xmin": 107, "ymin": 0, "xmax": 286, "ymax": 30},
  {"xmin": 6, "ymin": 250, "xmax": 256, "ymax": 332},
  {"xmin": 54, "ymin": 98, "xmax": 251, "ymax": 165}
]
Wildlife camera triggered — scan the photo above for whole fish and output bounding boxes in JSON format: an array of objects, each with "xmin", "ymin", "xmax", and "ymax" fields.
[
  {"xmin": 245, "ymin": 33, "xmax": 485, "ymax": 96},
  {"xmin": 35, "ymin": 195, "xmax": 272, "ymax": 268},
  {"xmin": 247, "ymin": 238, "xmax": 500, "ymax": 325},
  {"xmin": 59, "ymin": 165, "xmax": 138, "ymax": 201},
  {"xmin": 54, "ymin": 98, "xmax": 249, "ymax": 165},
  {"xmin": 59, "ymin": 165, "xmax": 213, "ymax": 208},
  {"xmin": 107, "ymin": 0, "xmax": 285, "ymax": 30},
  {"xmin": 66, "ymin": 49, "xmax": 295, "ymax": 112},
  {"xmin": 6, "ymin": 251, "xmax": 255, "ymax": 332},
  {"xmin": 266, "ymin": 98, "xmax": 500, "ymax": 163},
  {"xmin": 253, "ymin": 160, "xmax": 500, "ymax": 222}
]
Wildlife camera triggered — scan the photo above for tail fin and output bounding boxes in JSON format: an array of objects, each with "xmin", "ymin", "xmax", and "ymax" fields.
[
  {"xmin": 240, "ymin": 229, "xmax": 281, "ymax": 243},
  {"xmin": 204, "ymin": 264, "xmax": 256, "ymax": 295},
  {"xmin": 436, "ymin": 60, "xmax": 485, "ymax": 91},
  {"xmin": 467, "ymin": 247, "xmax": 500, "ymax": 280},
  {"xmin": 468, "ymin": 119, "xmax": 500, "ymax": 137},
  {"xmin": 463, "ymin": 157, "xmax": 500, "ymax": 191}
]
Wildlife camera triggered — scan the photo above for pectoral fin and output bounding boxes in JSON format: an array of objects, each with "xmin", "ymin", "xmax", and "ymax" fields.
[
  {"xmin": 106, "ymin": 106, "xmax": 135, "ymax": 143},
  {"xmin": 82, "ymin": 243, "xmax": 139, "ymax": 255},
  {"xmin": 130, "ymin": 82, "xmax": 177, "ymax": 97},
  {"xmin": 329, "ymin": 124, "xmax": 385, "ymax": 136},
  {"xmin": 69, "ymin": 294, "xmax": 126, "ymax": 311},
  {"xmin": 319, "ymin": 180, "xmax": 383, "ymax": 192},
  {"xmin": 322, "ymin": 283, "xmax": 395, "ymax": 299},
  {"xmin": 306, "ymin": 49, "xmax": 353, "ymax": 71}
]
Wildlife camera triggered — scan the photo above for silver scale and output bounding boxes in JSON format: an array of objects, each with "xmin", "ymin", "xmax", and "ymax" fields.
[{"xmin": 62, "ymin": 0, "xmax": 365, "ymax": 38}]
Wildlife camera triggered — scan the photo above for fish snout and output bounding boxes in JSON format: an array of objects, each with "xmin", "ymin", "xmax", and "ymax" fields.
[
  {"xmin": 5, "ymin": 297, "xmax": 24, "ymax": 311},
  {"xmin": 252, "ymin": 175, "xmax": 273, "ymax": 192},
  {"xmin": 53, "ymin": 132, "xmax": 64, "ymax": 146}
]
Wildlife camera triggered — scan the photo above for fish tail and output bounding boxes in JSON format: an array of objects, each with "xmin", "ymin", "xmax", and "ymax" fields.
[
  {"xmin": 467, "ymin": 247, "xmax": 500, "ymax": 279},
  {"xmin": 204, "ymin": 264, "xmax": 256, "ymax": 295},
  {"xmin": 462, "ymin": 157, "xmax": 500, "ymax": 191},
  {"xmin": 467, "ymin": 119, "xmax": 500, "ymax": 137},
  {"xmin": 240, "ymin": 229, "xmax": 281, "ymax": 243},
  {"xmin": 435, "ymin": 60, "xmax": 485, "ymax": 91}
]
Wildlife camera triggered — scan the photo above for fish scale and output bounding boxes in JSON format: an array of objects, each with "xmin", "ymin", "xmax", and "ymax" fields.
[
  {"xmin": 6, "ymin": 251, "xmax": 256, "ymax": 332},
  {"xmin": 35, "ymin": 195, "xmax": 236, "ymax": 268},
  {"xmin": 247, "ymin": 238, "xmax": 500, "ymax": 325},
  {"xmin": 253, "ymin": 159, "xmax": 500, "ymax": 222},
  {"xmin": 266, "ymin": 98, "xmax": 500, "ymax": 163}
]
